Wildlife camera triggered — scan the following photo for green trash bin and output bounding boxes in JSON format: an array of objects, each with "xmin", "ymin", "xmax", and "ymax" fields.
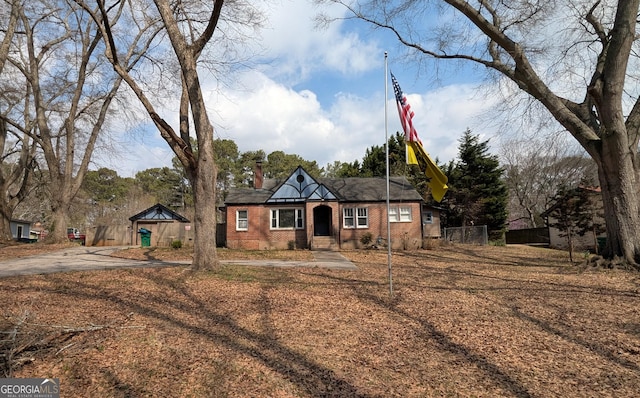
[{"xmin": 138, "ymin": 228, "xmax": 152, "ymax": 247}]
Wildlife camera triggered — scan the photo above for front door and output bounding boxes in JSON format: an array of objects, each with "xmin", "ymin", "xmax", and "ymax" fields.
[{"xmin": 313, "ymin": 205, "xmax": 332, "ymax": 236}]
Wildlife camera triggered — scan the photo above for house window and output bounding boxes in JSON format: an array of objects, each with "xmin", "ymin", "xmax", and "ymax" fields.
[
  {"xmin": 344, "ymin": 207, "xmax": 368, "ymax": 229},
  {"xmin": 236, "ymin": 210, "xmax": 248, "ymax": 231},
  {"xmin": 271, "ymin": 208, "xmax": 304, "ymax": 229},
  {"xmin": 388, "ymin": 207, "xmax": 398, "ymax": 222},
  {"xmin": 400, "ymin": 206, "xmax": 412, "ymax": 222},
  {"xmin": 389, "ymin": 206, "xmax": 412, "ymax": 222},
  {"xmin": 343, "ymin": 208, "xmax": 354, "ymax": 228},
  {"xmin": 357, "ymin": 208, "xmax": 369, "ymax": 228},
  {"xmin": 423, "ymin": 211, "xmax": 433, "ymax": 224}
]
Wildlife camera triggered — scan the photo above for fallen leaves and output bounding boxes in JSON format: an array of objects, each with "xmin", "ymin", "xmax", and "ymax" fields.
[{"xmin": 0, "ymin": 244, "xmax": 639, "ymax": 397}]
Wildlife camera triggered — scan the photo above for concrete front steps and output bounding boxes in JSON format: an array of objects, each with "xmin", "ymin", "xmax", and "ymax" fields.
[{"xmin": 311, "ymin": 236, "xmax": 338, "ymax": 251}]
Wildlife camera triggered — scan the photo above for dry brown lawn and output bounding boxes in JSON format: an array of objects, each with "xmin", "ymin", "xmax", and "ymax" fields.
[{"xmin": 1, "ymin": 243, "xmax": 639, "ymax": 397}]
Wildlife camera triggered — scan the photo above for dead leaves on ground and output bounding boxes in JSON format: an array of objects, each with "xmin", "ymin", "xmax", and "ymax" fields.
[{"xmin": 1, "ymin": 244, "xmax": 639, "ymax": 397}]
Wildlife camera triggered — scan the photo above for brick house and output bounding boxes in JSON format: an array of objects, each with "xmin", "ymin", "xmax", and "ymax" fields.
[{"xmin": 222, "ymin": 165, "xmax": 440, "ymax": 250}]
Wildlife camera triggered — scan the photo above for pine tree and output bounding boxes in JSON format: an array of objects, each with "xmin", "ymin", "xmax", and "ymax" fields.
[{"xmin": 442, "ymin": 129, "xmax": 508, "ymax": 240}]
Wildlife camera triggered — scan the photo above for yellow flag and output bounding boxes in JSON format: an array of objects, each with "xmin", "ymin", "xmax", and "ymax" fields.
[
  {"xmin": 406, "ymin": 143, "xmax": 419, "ymax": 165},
  {"xmin": 407, "ymin": 141, "xmax": 448, "ymax": 202}
]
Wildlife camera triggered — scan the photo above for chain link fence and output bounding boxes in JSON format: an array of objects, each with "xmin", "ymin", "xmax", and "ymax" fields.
[{"xmin": 443, "ymin": 225, "xmax": 488, "ymax": 245}]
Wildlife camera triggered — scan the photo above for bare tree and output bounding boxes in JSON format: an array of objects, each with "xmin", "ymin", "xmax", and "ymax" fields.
[
  {"xmin": 324, "ymin": 0, "xmax": 640, "ymax": 266},
  {"xmin": 0, "ymin": 109, "xmax": 39, "ymax": 243},
  {"xmin": 1, "ymin": 0, "xmax": 138, "ymax": 242},
  {"xmin": 76, "ymin": 0, "xmax": 262, "ymax": 270},
  {"xmin": 501, "ymin": 136, "xmax": 597, "ymax": 228},
  {"xmin": 0, "ymin": 0, "xmax": 38, "ymax": 242}
]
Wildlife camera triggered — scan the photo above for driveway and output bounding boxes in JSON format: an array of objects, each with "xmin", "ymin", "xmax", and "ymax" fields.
[{"xmin": 0, "ymin": 246, "xmax": 356, "ymax": 278}]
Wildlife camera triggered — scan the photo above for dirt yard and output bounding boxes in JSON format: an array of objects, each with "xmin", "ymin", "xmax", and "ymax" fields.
[{"xmin": 1, "ymin": 243, "xmax": 639, "ymax": 397}]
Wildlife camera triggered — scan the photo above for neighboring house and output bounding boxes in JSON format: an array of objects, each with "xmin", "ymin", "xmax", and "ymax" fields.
[
  {"xmin": 127, "ymin": 203, "xmax": 191, "ymax": 247},
  {"xmin": 10, "ymin": 219, "xmax": 32, "ymax": 241},
  {"xmin": 223, "ymin": 165, "xmax": 439, "ymax": 250},
  {"xmin": 542, "ymin": 186, "xmax": 605, "ymax": 252}
]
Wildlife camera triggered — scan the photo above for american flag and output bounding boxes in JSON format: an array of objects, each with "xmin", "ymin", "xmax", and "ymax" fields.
[
  {"xmin": 390, "ymin": 72, "xmax": 449, "ymax": 202},
  {"xmin": 391, "ymin": 72, "xmax": 421, "ymax": 144}
]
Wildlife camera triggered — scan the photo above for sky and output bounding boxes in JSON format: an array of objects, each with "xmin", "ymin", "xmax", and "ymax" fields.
[{"xmin": 96, "ymin": 1, "xmax": 502, "ymax": 178}]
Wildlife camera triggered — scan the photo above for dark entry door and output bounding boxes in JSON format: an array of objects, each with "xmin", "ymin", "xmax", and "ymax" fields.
[{"xmin": 313, "ymin": 206, "xmax": 332, "ymax": 236}]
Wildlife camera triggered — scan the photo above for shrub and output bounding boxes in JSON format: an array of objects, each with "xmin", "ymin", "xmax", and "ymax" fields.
[
  {"xmin": 360, "ymin": 232, "xmax": 373, "ymax": 247},
  {"xmin": 171, "ymin": 240, "xmax": 182, "ymax": 249},
  {"xmin": 423, "ymin": 238, "xmax": 441, "ymax": 250},
  {"xmin": 287, "ymin": 240, "xmax": 295, "ymax": 250}
]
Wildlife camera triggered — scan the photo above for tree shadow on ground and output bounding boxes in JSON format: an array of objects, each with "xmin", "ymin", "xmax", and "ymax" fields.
[
  {"xmin": 304, "ymin": 265, "xmax": 640, "ymax": 394},
  {"xmin": 35, "ymin": 271, "xmax": 373, "ymax": 397},
  {"xmin": 396, "ymin": 247, "xmax": 571, "ymax": 269},
  {"xmin": 298, "ymin": 270, "xmax": 534, "ymax": 397}
]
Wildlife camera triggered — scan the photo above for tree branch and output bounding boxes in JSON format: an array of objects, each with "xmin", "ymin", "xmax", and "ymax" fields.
[{"xmin": 191, "ymin": 0, "xmax": 224, "ymax": 57}]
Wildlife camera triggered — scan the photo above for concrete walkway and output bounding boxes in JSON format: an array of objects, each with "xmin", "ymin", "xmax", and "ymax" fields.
[{"xmin": 0, "ymin": 246, "xmax": 357, "ymax": 278}]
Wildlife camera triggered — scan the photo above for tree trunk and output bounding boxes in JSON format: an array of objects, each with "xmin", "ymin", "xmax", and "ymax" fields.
[
  {"xmin": 0, "ymin": 202, "xmax": 13, "ymax": 242},
  {"xmin": 191, "ymin": 141, "xmax": 218, "ymax": 270},
  {"xmin": 182, "ymin": 61, "xmax": 219, "ymax": 271},
  {"xmin": 567, "ymin": 227, "xmax": 574, "ymax": 264},
  {"xmin": 46, "ymin": 204, "xmax": 70, "ymax": 243},
  {"xmin": 596, "ymin": 139, "xmax": 640, "ymax": 265}
]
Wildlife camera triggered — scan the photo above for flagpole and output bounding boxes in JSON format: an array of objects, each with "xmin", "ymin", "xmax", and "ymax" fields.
[{"xmin": 384, "ymin": 52, "xmax": 393, "ymax": 296}]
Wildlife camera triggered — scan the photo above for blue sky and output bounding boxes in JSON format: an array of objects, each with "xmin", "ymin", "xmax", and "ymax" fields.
[{"xmin": 97, "ymin": 1, "xmax": 500, "ymax": 177}]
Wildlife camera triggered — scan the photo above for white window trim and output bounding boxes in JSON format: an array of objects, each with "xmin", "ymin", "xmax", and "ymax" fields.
[
  {"xmin": 357, "ymin": 207, "xmax": 369, "ymax": 228},
  {"xmin": 236, "ymin": 209, "xmax": 248, "ymax": 231},
  {"xmin": 343, "ymin": 208, "xmax": 354, "ymax": 229},
  {"xmin": 389, "ymin": 205, "xmax": 413, "ymax": 223},
  {"xmin": 270, "ymin": 208, "xmax": 304, "ymax": 230},
  {"xmin": 400, "ymin": 206, "xmax": 412, "ymax": 222},
  {"xmin": 344, "ymin": 207, "xmax": 369, "ymax": 229},
  {"xmin": 423, "ymin": 211, "xmax": 433, "ymax": 224}
]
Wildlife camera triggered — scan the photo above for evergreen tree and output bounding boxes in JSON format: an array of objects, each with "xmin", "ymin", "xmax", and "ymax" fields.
[
  {"xmin": 235, "ymin": 150, "xmax": 266, "ymax": 187},
  {"xmin": 135, "ymin": 167, "xmax": 185, "ymax": 209},
  {"xmin": 442, "ymin": 129, "xmax": 508, "ymax": 240},
  {"xmin": 355, "ymin": 132, "xmax": 447, "ymax": 203},
  {"xmin": 360, "ymin": 132, "xmax": 407, "ymax": 177},
  {"xmin": 264, "ymin": 151, "xmax": 323, "ymax": 179},
  {"xmin": 213, "ymin": 138, "xmax": 240, "ymax": 203}
]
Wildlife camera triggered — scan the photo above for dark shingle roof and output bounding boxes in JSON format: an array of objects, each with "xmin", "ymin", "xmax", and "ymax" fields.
[
  {"xmin": 322, "ymin": 177, "xmax": 423, "ymax": 202},
  {"xmin": 225, "ymin": 176, "xmax": 423, "ymax": 205},
  {"xmin": 129, "ymin": 203, "xmax": 190, "ymax": 222},
  {"xmin": 225, "ymin": 188, "xmax": 273, "ymax": 204}
]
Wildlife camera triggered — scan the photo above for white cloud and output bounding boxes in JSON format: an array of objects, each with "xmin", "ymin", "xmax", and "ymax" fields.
[
  {"xmin": 94, "ymin": 136, "xmax": 175, "ymax": 178},
  {"xmin": 389, "ymin": 84, "xmax": 500, "ymax": 163},
  {"xmin": 257, "ymin": 0, "xmax": 381, "ymax": 81},
  {"xmin": 210, "ymin": 70, "xmax": 339, "ymax": 163},
  {"xmin": 207, "ymin": 69, "xmax": 496, "ymax": 168},
  {"xmin": 96, "ymin": 1, "xmax": 500, "ymax": 176}
]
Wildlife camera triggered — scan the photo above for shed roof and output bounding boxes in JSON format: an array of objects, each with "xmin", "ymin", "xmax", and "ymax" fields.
[{"xmin": 129, "ymin": 203, "xmax": 190, "ymax": 222}]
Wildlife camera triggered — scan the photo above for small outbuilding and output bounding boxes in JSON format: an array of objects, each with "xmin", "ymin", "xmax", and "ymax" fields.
[
  {"xmin": 10, "ymin": 219, "xmax": 33, "ymax": 242},
  {"xmin": 128, "ymin": 203, "xmax": 191, "ymax": 247}
]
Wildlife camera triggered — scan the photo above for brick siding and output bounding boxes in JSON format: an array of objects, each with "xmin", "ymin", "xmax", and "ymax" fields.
[{"xmin": 225, "ymin": 201, "xmax": 424, "ymax": 250}]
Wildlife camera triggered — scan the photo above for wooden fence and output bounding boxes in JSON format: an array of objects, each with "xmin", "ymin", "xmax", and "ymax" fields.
[{"xmin": 505, "ymin": 227, "xmax": 550, "ymax": 246}]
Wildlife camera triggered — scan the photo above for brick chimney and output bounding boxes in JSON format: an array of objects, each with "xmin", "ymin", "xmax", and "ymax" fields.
[{"xmin": 254, "ymin": 161, "xmax": 263, "ymax": 189}]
